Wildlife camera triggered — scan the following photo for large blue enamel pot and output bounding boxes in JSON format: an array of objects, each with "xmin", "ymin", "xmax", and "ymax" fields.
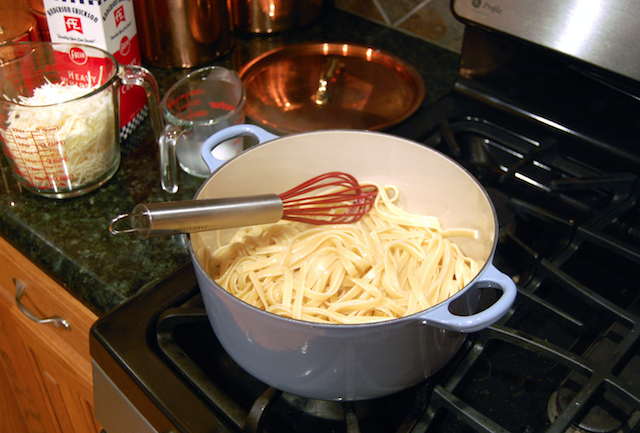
[{"xmin": 188, "ymin": 125, "xmax": 517, "ymax": 401}]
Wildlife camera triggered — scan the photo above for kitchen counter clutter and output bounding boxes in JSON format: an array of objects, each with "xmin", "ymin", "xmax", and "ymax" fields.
[{"xmin": 0, "ymin": 7, "xmax": 460, "ymax": 316}]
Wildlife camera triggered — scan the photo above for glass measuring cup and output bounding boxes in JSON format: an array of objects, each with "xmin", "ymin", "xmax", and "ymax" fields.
[
  {"xmin": 0, "ymin": 41, "xmax": 163, "ymax": 199},
  {"xmin": 159, "ymin": 66, "xmax": 246, "ymax": 193}
]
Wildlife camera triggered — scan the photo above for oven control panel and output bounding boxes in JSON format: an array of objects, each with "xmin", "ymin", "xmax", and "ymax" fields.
[{"xmin": 452, "ymin": 0, "xmax": 640, "ymax": 83}]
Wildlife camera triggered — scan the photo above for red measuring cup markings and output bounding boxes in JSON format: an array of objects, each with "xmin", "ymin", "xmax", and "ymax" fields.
[{"xmin": 159, "ymin": 66, "xmax": 246, "ymax": 193}]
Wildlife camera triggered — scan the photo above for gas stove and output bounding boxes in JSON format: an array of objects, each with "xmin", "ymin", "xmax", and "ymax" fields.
[{"xmin": 91, "ymin": 1, "xmax": 640, "ymax": 432}]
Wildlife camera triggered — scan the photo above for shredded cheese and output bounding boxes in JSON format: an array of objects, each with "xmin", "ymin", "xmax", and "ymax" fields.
[{"xmin": 1, "ymin": 81, "xmax": 116, "ymax": 191}]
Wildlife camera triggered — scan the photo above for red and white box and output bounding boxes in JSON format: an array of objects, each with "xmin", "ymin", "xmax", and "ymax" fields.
[{"xmin": 43, "ymin": 0, "xmax": 147, "ymax": 140}]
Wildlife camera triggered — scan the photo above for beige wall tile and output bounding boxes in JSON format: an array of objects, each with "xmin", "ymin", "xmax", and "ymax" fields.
[{"xmin": 335, "ymin": 0, "xmax": 465, "ymax": 53}]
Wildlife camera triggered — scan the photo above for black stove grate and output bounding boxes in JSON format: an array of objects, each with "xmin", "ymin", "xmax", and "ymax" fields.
[
  {"xmin": 148, "ymin": 115, "xmax": 640, "ymax": 433},
  {"xmin": 412, "ymin": 116, "xmax": 640, "ymax": 433}
]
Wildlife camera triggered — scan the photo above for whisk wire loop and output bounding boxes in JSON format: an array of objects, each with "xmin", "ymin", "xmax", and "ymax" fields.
[{"xmin": 278, "ymin": 172, "xmax": 378, "ymax": 225}]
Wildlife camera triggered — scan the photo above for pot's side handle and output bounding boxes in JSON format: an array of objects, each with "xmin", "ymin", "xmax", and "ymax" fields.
[
  {"xmin": 201, "ymin": 125, "xmax": 279, "ymax": 173},
  {"xmin": 419, "ymin": 265, "xmax": 517, "ymax": 333}
]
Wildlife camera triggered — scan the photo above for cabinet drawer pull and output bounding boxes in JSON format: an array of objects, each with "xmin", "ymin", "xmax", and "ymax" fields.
[{"xmin": 13, "ymin": 278, "xmax": 71, "ymax": 330}]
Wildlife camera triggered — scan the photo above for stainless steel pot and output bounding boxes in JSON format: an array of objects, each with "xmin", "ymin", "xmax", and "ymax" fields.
[
  {"xmin": 188, "ymin": 125, "xmax": 517, "ymax": 401},
  {"xmin": 132, "ymin": 0, "xmax": 234, "ymax": 68},
  {"xmin": 230, "ymin": 0, "xmax": 323, "ymax": 34}
]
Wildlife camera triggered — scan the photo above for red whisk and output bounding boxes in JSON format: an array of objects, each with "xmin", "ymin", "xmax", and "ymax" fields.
[{"xmin": 110, "ymin": 172, "xmax": 379, "ymax": 239}]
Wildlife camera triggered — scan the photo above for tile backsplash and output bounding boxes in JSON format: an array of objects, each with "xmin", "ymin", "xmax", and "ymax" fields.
[{"xmin": 334, "ymin": 0, "xmax": 465, "ymax": 53}]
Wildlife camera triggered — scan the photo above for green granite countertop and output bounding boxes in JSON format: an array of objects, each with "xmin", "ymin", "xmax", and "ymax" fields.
[{"xmin": 0, "ymin": 8, "xmax": 460, "ymax": 315}]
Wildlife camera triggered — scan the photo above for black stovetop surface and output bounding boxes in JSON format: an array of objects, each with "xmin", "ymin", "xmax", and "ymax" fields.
[{"xmin": 91, "ymin": 88, "xmax": 640, "ymax": 432}]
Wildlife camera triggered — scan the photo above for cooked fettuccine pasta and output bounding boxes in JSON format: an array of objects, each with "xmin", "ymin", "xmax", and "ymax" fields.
[{"xmin": 202, "ymin": 184, "xmax": 479, "ymax": 324}]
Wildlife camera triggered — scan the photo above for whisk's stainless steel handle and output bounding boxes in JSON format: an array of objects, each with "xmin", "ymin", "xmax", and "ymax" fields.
[{"xmin": 110, "ymin": 194, "xmax": 284, "ymax": 239}]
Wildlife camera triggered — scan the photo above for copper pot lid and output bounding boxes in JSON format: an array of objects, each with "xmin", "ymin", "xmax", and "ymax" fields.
[{"xmin": 239, "ymin": 42, "xmax": 426, "ymax": 133}]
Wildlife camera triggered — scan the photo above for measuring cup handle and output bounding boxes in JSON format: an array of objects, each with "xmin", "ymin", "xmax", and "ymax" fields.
[
  {"xmin": 118, "ymin": 65, "xmax": 169, "ymax": 190},
  {"xmin": 158, "ymin": 124, "xmax": 182, "ymax": 194},
  {"xmin": 201, "ymin": 125, "xmax": 278, "ymax": 173},
  {"xmin": 118, "ymin": 65, "xmax": 164, "ymax": 140}
]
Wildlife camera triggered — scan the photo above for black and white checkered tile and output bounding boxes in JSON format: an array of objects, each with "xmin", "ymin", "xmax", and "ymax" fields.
[{"xmin": 120, "ymin": 104, "xmax": 149, "ymax": 153}]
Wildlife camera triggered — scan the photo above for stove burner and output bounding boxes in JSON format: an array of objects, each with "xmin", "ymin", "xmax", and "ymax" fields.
[
  {"xmin": 280, "ymin": 394, "xmax": 346, "ymax": 422},
  {"xmin": 242, "ymin": 386, "xmax": 431, "ymax": 433},
  {"xmin": 544, "ymin": 286, "xmax": 640, "ymax": 433},
  {"xmin": 431, "ymin": 118, "xmax": 622, "ymax": 226},
  {"xmin": 547, "ymin": 387, "xmax": 634, "ymax": 433},
  {"xmin": 156, "ymin": 299, "xmax": 436, "ymax": 433}
]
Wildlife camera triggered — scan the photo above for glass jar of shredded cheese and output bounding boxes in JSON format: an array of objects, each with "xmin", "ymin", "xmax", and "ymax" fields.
[{"xmin": 0, "ymin": 41, "xmax": 163, "ymax": 198}]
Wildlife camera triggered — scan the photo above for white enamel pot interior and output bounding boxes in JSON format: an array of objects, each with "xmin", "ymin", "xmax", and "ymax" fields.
[{"xmin": 189, "ymin": 125, "xmax": 517, "ymax": 401}]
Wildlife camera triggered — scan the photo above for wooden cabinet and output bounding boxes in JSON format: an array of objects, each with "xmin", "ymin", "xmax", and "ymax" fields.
[{"xmin": 0, "ymin": 236, "xmax": 100, "ymax": 433}]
